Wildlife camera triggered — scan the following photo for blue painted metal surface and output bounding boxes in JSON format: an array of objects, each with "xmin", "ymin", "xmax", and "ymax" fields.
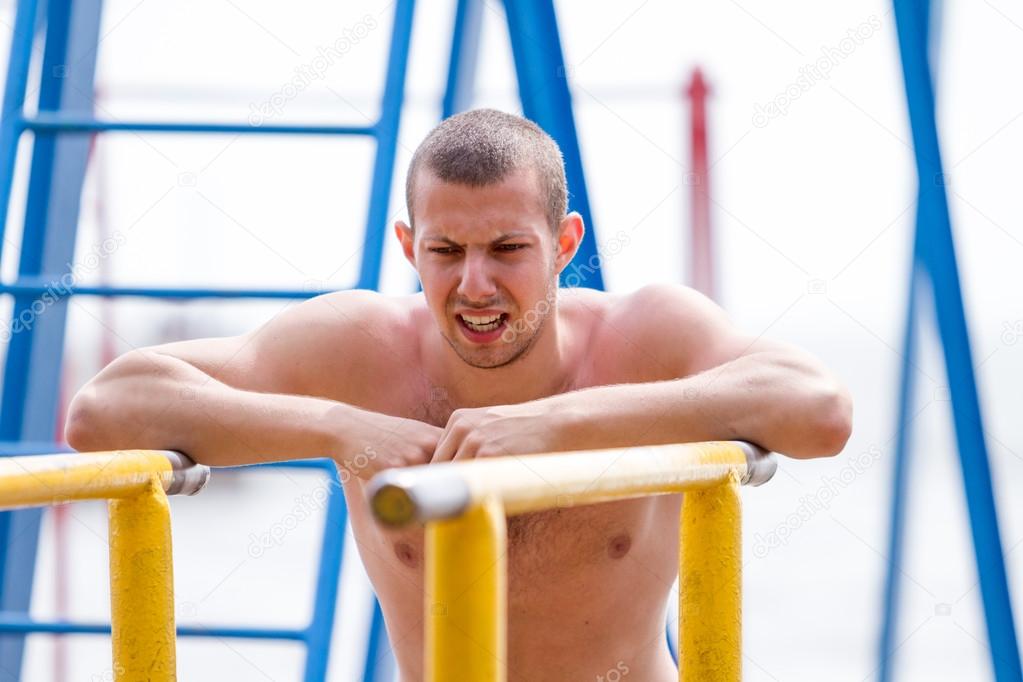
[
  {"xmin": 442, "ymin": 0, "xmax": 483, "ymax": 119},
  {"xmin": 0, "ymin": 0, "xmax": 41, "ymax": 265},
  {"xmin": 0, "ymin": 279, "xmax": 339, "ymax": 299},
  {"xmin": 23, "ymin": 114, "xmax": 376, "ymax": 136},
  {"xmin": 879, "ymin": 267, "xmax": 919, "ymax": 682},
  {"xmin": 0, "ymin": 614, "xmax": 307, "ymax": 640},
  {"xmin": 357, "ymin": 0, "xmax": 416, "ymax": 291},
  {"xmin": 881, "ymin": 0, "xmax": 1023, "ymax": 679},
  {"xmin": 303, "ymin": 466, "xmax": 349, "ymax": 682},
  {"xmin": 362, "ymin": 596, "xmax": 394, "ymax": 682},
  {"xmin": 503, "ymin": 0, "xmax": 604, "ymax": 291},
  {"xmin": 0, "ymin": 1, "xmax": 103, "ymax": 677}
]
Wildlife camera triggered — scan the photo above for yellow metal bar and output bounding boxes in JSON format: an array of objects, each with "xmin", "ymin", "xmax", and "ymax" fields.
[
  {"xmin": 425, "ymin": 496, "xmax": 507, "ymax": 682},
  {"xmin": 0, "ymin": 450, "xmax": 208, "ymax": 509},
  {"xmin": 371, "ymin": 441, "xmax": 769, "ymax": 526},
  {"xmin": 109, "ymin": 474, "xmax": 178, "ymax": 682},
  {"xmin": 679, "ymin": 471, "xmax": 742, "ymax": 682}
]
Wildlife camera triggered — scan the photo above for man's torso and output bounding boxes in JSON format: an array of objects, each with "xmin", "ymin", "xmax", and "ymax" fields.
[{"xmin": 310, "ymin": 288, "xmax": 682, "ymax": 681}]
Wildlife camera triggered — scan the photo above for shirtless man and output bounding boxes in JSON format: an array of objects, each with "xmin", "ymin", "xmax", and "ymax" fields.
[{"xmin": 66, "ymin": 109, "xmax": 852, "ymax": 681}]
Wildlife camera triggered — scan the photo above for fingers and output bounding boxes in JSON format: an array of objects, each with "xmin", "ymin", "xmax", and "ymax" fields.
[
  {"xmin": 432, "ymin": 409, "xmax": 473, "ymax": 463},
  {"xmin": 431, "ymin": 427, "xmax": 460, "ymax": 463}
]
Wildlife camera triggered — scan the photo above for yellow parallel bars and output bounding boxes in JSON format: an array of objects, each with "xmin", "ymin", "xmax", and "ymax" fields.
[
  {"xmin": 368, "ymin": 440, "xmax": 776, "ymax": 682},
  {"xmin": 0, "ymin": 450, "xmax": 209, "ymax": 682}
]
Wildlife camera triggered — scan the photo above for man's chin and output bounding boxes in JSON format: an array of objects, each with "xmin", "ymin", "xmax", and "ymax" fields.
[
  {"xmin": 455, "ymin": 347, "xmax": 520, "ymax": 370},
  {"xmin": 444, "ymin": 334, "xmax": 528, "ymax": 370}
]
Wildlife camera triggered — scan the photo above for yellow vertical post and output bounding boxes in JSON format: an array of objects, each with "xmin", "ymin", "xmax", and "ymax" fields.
[
  {"xmin": 679, "ymin": 472, "xmax": 742, "ymax": 682},
  {"xmin": 108, "ymin": 475, "xmax": 177, "ymax": 681},
  {"xmin": 425, "ymin": 496, "xmax": 507, "ymax": 682}
]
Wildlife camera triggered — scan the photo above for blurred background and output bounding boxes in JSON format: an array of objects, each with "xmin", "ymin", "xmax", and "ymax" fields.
[{"xmin": 0, "ymin": 0, "xmax": 1021, "ymax": 680}]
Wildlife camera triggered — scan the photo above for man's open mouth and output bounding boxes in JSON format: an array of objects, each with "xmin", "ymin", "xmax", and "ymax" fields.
[
  {"xmin": 456, "ymin": 312, "xmax": 509, "ymax": 342},
  {"xmin": 458, "ymin": 313, "xmax": 507, "ymax": 332}
]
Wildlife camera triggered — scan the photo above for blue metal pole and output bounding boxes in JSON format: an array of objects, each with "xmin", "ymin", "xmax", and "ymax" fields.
[
  {"xmin": 502, "ymin": 0, "xmax": 603, "ymax": 290},
  {"xmin": 0, "ymin": 2, "xmax": 103, "ymax": 677},
  {"xmin": 880, "ymin": 2, "xmax": 931, "ymax": 677},
  {"xmin": 442, "ymin": 0, "xmax": 483, "ymax": 119},
  {"xmin": 302, "ymin": 468, "xmax": 349, "ymax": 682},
  {"xmin": 362, "ymin": 596, "xmax": 395, "ymax": 682},
  {"xmin": 878, "ymin": 262, "xmax": 920, "ymax": 682},
  {"xmin": 357, "ymin": 0, "xmax": 416, "ymax": 291},
  {"xmin": 891, "ymin": 0, "xmax": 1023, "ymax": 679},
  {"xmin": 0, "ymin": 0, "xmax": 42, "ymax": 265}
]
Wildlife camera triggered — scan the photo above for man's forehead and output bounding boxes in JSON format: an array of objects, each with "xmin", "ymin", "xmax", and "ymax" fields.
[
  {"xmin": 413, "ymin": 169, "xmax": 548, "ymax": 239},
  {"xmin": 415, "ymin": 167, "xmax": 540, "ymax": 203}
]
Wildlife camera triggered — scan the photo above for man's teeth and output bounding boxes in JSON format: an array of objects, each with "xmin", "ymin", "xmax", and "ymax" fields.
[{"xmin": 461, "ymin": 314, "xmax": 503, "ymax": 331}]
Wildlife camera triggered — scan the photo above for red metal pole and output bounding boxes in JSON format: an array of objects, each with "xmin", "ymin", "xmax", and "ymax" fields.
[{"xmin": 685, "ymin": 67, "xmax": 715, "ymax": 301}]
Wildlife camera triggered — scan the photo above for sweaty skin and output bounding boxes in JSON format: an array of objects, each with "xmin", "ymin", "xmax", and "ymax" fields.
[{"xmin": 66, "ymin": 168, "xmax": 852, "ymax": 682}]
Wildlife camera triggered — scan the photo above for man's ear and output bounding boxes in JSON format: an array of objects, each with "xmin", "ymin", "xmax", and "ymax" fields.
[
  {"xmin": 554, "ymin": 212, "xmax": 585, "ymax": 275},
  {"xmin": 394, "ymin": 220, "xmax": 416, "ymax": 267}
]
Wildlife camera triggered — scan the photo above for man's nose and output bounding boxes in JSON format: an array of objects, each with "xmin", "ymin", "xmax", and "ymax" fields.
[{"xmin": 456, "ymin": 252, "xmax": 497, "ymax": 301}]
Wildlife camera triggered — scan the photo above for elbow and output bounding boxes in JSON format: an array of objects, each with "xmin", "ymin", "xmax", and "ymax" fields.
[
  {"xmin": 810, "ymin": 383, "xmax": 853, "ymax": 458},
  {"xmin": 63, "ymin": 350, "xmax": 144, "ymax": 451},
  {"xmin": 64, "ymin": 387, "xmax": 105, "ymax": 452}
]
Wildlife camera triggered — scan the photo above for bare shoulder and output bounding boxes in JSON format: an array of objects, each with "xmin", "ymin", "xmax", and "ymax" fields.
[
  {"xmin": 252, "ymin": 289, "xmax": 420, "ymax": 399},
  {"xmin": 148, "ymin": 289, "xmax": 418, "ymax": 401},
  {"xmin": 602, "ymin": 283, "xmax": 753, "ymax": 377}
]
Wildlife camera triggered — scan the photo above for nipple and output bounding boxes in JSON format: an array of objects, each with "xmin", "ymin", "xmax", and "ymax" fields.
[
  {"xmin": 607, "ymin": 533, "xmax": 632, "ymax": 559},
  {"xmin": 394, "ymin": 541, "xmax": 420, "ymax": 568}
]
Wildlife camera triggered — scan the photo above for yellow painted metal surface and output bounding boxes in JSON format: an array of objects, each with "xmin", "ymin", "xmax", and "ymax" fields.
[
  {"xmin": 679, "ymin": 471, "xmax": 742, "ymax": 682},
  {"xmin": 452, "ymin": 440, "xmax": 749, "ymax": 516},
  {"xmin": 426, "ymin": 496, "xmax": 507, "ymax": 682},
  {"xmin": 109, "ymin": 475, "xmax": 177, "ymax": 681},
  {"xmin": 0, "ymin": 451, "xmax": 175, "ymax": 509}
]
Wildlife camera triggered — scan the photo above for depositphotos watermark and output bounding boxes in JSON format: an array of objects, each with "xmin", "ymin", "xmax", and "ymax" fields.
[
  {"xmin": 596, "ymin": 661, "xmax": 630, "ymax": 682},
  {"xmin": 498, "ymin": 230, "xmax": 632, "ymax": 343},
  {"xmin": 0, "ymin": 231, "xmax": 127, "ymax": 343},
  {"xmin": 89, "ymin": 665, "xmax": 125, "ymax": 682},
  {"xmin": 752, "ymin": 15, "xmax": 882, "ymax": 128},
  {"xmin": 751, "ymin": 445, "xmax": 882, "ymax": 559},
  {"xmin": 248, "ymin": 15, "xmax": 378, "ymax": 126},
  {"xmin": 1001, "ymin": 320, "xmax": 1023, "ymax": 346},
  {"xmin": 247, "ymin": 446, "xmax": 376, "ymax": 558}
]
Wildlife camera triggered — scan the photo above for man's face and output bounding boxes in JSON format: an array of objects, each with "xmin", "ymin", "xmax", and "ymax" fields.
[{"xmin": 398, "ymin": 168, "xmax": 567, "ymax": 369}]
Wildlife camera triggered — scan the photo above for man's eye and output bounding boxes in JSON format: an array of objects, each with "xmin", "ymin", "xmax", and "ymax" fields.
[
  {"xmin": 429, "ymin": 247, "xmax": 458, "ymax": 255},
  {"xmin": 496, "ymin": 244, "xmax": 527, "ymax": 252}
]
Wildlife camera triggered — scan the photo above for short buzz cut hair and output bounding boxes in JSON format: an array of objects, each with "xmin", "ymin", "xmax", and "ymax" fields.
[{"xmin": 404, "ymin": 108, "xmax": 568, "ymax": 232}]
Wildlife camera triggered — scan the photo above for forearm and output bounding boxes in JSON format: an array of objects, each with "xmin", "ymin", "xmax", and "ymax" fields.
[
  {"xmin": 548, "ymin": 351, "xmax": 852, "ymax": 459},
  {"xmin": 65, "ymin": 349, "xmax": 364, "ymax": 467}
]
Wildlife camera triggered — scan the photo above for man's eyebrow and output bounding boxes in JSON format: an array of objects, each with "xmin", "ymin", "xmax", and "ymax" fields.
[
  {"xmin": 423, "ymin": 232, "xmax": 533, "ymax": 245},
  {"xmin": 423, "ymin": 235, "xmax": 460, "ymax": 245},
  {"xmin": 491, "ymin": 232, "xmax": 532, "ymax": 243}
]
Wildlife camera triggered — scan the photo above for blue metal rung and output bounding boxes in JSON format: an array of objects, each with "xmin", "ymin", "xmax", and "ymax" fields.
[
  {"xmin": 22, "ymin": 114, "xmax": 377, "ymax": 137},
  {"xmin": 0, "ymin": 280, "xmax": 339, "ymax": 299},
  {"xmin": 0, "ymin": 614, "xmax": 308, "ymax": 641}
]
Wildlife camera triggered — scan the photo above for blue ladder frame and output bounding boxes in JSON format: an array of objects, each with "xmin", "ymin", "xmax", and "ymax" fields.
[
  {"xmin": 0, "ymin": 0, "xmax": 602, "ymax": 679},
  {"xmin": 879, "ymin": 0, "xmax": 1022, "ymax": 680}
]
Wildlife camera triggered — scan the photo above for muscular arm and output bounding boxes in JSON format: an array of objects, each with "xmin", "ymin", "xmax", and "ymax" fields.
[
  {"xmin": 65, "ymin": 291, "xmax": 440, "ymax": 475},
  {"xmin": 549, "ymin": 285, "xmax": 852, "ymax": 459}
]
